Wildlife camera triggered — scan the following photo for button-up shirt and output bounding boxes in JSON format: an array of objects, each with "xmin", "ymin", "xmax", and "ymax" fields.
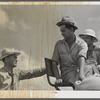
[
  {"xmin": 52, "ymin": 37, "xmax": 88, "ymax": 69},
  {"xmin": 52, "ymin": 37, "xmax": 88, "ymax": 83}
]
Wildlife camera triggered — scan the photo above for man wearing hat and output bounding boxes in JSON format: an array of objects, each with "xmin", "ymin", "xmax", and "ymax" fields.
[
  {"xmin": 75, "ymin": 29, "xmax": 100, "ymax": 90},
  {"xmin": 52, "ymin": 16, "xmax": 88, "ymax": 89},
  {"xmin": 79, "ymin": 29, "xmax": 100, "ymax": 77},
  {"xmin": 0, "ymin": 49, "xmax": 46, "ymax": 90}
]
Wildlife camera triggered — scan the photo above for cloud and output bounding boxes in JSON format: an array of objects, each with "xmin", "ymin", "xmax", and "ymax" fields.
[
  {"xmin": 0, "ymin": 48, "xmax": 42, "ymax": 69},
  {"xmin": 7, "ymin": 20, "xmax": 17, "ymax": 32},
  {"xmin": 20, "ymin": 20, "xmax": 30, "ymax": 31},
  {"xmin": 0, "ymin": 9, "xmax": 30, "ymax": 33},
  {"xmin": 7, "ymin": 20, "xmax": 30, "ymax": 33},
  {"xmin": 0, "ymin": 9, "xmax": 9, "ymax": 26}
]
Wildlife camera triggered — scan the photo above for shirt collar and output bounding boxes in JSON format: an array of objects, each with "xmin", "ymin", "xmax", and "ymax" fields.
[{"xmin": 63, "ymin": 35, "xmax": 78, "ymax": 52}]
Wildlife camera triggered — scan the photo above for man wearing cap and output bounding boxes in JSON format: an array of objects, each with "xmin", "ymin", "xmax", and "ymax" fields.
[
  {"xmin": 0, "ymin": 49, "xmax": 46, "ymax": 90},
  {"xmin": 52, "ymin": 16, "xmax": 88, "ymax": 89}
]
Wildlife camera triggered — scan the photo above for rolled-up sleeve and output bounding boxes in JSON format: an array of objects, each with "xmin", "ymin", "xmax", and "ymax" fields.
[
  {"xmin": 19, "ymin": 67, "xmax": 46, "ymax": 80},
  {"xmin": 52, "ymin": 41, "xmax": 60, "ymax": 63},
  {"xmin": 78, "ymin": 41, "xmax": 88, "ymax": 59}
]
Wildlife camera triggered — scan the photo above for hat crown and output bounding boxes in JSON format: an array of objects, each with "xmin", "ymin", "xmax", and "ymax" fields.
[
  {"xmin": 0, "ymin": 49, "xmax": 20, "ymax": 60},
  {"xmin": 79, "ymin": 29, "xmax": 98, "ymax": 42},
  {"xmin": 56, "ymin": 16, "xmax": 78, "ymax": 30},
  {"xmin": 61, "ymin": 16, "xmax": 75, "ymax": 25},
  {"xmin": 1, "ymin": 49, "xmax": 9, "ymax": 56},
  {"xmin": 83, "ymin": 29, "xmax": 96, "ymax": 37}
]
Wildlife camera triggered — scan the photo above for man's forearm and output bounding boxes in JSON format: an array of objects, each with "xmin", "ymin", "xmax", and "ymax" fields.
[
  {"xmin": 19, "ymin": 67, "xmax": 46, "ymax": 80},
  {"xmin": 78, "ymin": 57, "xmax": 86, "ymax": 81},
  {"xmin": 52, "ymin": 61, "xmax": 61, "ymax": 79},
  {"xmin": 79, "ymin": 73, "xmax": 85, "ymax": 80}
]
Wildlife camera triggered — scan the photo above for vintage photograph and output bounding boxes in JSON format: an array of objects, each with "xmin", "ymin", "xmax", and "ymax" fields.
[{"xmin": 0, "ymin": 2, "xmax": 100, "ymax": 92}]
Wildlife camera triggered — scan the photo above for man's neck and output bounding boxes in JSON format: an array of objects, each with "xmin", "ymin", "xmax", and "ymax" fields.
[
  {"xmin": 65, "ymin": 35, "xmax": 76, "ymax": 48},
  {"xmin": 4, "ymin": 65, "xmax": 13, "ymax": 73},
  {"xmin": 88, "ymin": 44, "xmax": 94, "ymax": 51}
]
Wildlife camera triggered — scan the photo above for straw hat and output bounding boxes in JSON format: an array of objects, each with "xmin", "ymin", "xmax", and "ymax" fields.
[{"xmin": 0, "ymin": 49, "xmax": 20, "ymax": 60}]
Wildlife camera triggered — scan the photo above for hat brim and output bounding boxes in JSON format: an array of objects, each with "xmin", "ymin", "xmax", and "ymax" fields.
[
  {"xmin": 79, "ymin": 34, "xmax": 98, "ymax": 42},
  {"xmin": 0, "ymin": 52, "xmax": 20, "ymax": 60},
  {"xmin": 56, "ymin": 21, "xmax": 78, "ymax": 30}
]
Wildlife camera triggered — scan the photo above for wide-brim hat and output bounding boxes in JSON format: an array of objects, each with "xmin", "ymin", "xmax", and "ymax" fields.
[
  {"xmin": 0, "ymin": 49, "xmax": 20, "ymax": 60},
  {"xmin": 56, "ymin": 16, "xmax": 78, "ymax": 30},
  {"xmin": 79, "ymin": 29, "xmax": 98, "ymax": 42}
]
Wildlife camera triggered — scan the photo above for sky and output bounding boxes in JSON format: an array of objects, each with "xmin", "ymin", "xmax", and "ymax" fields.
[{"xmin": 0, "ymin": 4, "xmax": 100, "ymax": 90}]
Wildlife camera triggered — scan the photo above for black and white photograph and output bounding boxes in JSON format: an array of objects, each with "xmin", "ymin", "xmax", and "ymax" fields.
[{"xmin": 0, "ymin": 2, "xmax": 100, "ymax": 98}]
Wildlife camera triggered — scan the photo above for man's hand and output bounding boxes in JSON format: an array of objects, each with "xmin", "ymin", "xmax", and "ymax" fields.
[
  {"xmin": 55, "ymin": 79, "xmax": 62, "ymax": 84},
  {"xmin": 78, "ymin": 57, "xmax": 86, "ymax": 81},
  {"xmin": 94, "ymin": 73, "xmax": 100, "ymax": 77},
  {"xmin": 97, "ymin": 65, "xmax": 100, "ymax": 70},
  {"xmin": 0, "ymin": 75, "xmax": 4, "ymax": 85}
]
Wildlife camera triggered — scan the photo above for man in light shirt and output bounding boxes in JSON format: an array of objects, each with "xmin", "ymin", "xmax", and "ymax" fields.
[
  {"xmin": 0, "ymin": 49, "xmax": 46, "ymax": 90},
  {"xmin": 75, "ymin": 29, "xmax": 100, "ymax": 90},
  {"xmin": 52, "ymin": 16, "xmax": 88, "ymax": 89}
]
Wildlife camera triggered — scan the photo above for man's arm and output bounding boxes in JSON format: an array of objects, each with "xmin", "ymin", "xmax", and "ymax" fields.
[
  {"xmin": 19, "ymin": 67, "xmax": 46, "ymax": 80},
  {"xmin": 52, "ymin": 41, "xmax": 62, "ymax": 83},
  {"xmin": 0, "ymin": 75, "xmax": 4, "ymax": 85},
  {"xmin": 96, "ymin": 48, "xmax": 100, "ymax": 71},
  {"xmin": 77, "ymin": 39, "xmax": 88, "ymax": 80},
  {"xmin": 52, "ymin": 61, "xmax": 62, "ymax": 83},
  {"xmin": 78, "ymin": 57, "xmax": 86, "ymax": 81}
]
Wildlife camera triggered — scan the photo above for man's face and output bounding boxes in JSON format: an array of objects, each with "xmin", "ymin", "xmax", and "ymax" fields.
[
  {"xmin": 81, "ymin": 35, "xmax": 93, "ymax": 46},
  {"xmin": 6, "ymin": 54, "xmax": 18, "ymax": 68},
  {"xmin": 60, "ymin": 25, "xmax": 74, "ymax": 39}
]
